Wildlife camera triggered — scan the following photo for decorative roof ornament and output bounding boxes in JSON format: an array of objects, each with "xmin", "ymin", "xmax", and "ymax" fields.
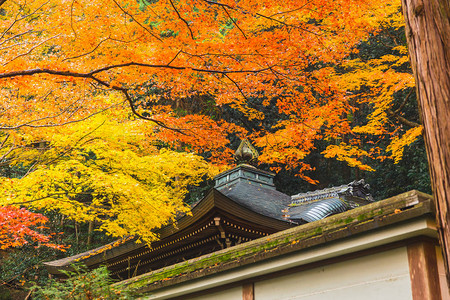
[{"xmin": 234, "ymin": 139, "xmax": 259, "ymax": 165}]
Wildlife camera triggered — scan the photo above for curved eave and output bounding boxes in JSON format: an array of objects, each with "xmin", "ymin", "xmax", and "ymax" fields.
[{"xmin": 289, "ymin": 198, "xmax": 348, "ymax": 223}]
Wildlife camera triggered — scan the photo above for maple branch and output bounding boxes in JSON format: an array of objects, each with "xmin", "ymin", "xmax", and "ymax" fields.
[
  {"xmin": 180, "ymin": 50, "xmax": 260, "ymax": 58},
  {"xmin": 3, "ymin": 34, "xmax": 61, "ymax": 66},
  {"xmin": 5, "ymin": 192, "xmax": 96, "ymax": 206},
  {"xmin": 22, "ymin": 160, "xmax": 39, "ymax": 177},
  {"xmin": 386, "ymin": 108, "xmax": 420, "ymax": 128},
  {"xmin": 394, "ymin": 88, "xmax": 414, "ymax": 114},
  {"xmin": 0, "ymin": 70, "xmax": 184, "ymax": 132},
  {"xmin": 84, "ymin": 77, "xmax": 187, "ymax": 133},
  {"xmin": 374, "ymin": 35, "xmax": 396, "ymax": 49},
  {"xmin": 265, "ymin": 64, "xmax": 284, "ymax": 83},
  {"xmin": 222, "ymin": 6, "xmax": 247, "ymax": 39},
  {"xmin": 0, "ymin": 133, "xmax": 9, "ymax": 148},
  {"xmin": 203, "ymin": 0, "xmax": 321, "ymax": 36},
  {"xmin": 0, "ymin": 42, "xmax": 27, "ymax": 51},
  {"xmin": 223, "ymin": 73, "xmax": 249, "ymax": 101},
  {"xmin": 255, "ymin": 13, "xmax": 321, "ymax": 36},
  {"xmin": 203, "ymin": 0, "xmax": 233, "ymax": 10},
  {"xmin": 269, "ymin": 2, "xmax": 312, "ymax": 17},
  {"xmin": 167, "ymin": 50, "xmax": 182, "ymax": 66},
  {"xmin": 63, "ymin": 37, "xmax": 110, "ymax": 61},
  {"xmin": 0, "ymin": 102, "xmax": 122, "ymax": 130},
  {"xmin": 0, "ymin": 9, "xmax": 22, "ymax": 41},
  {"xmin": 70, "ymin": 0, "xmax": 78, "ymax": 40},
  {"xmin": 114, "ymin": 87, "xmax": 187, "ymax": 135},
  {"xmin": 111, "ymin": 0, "xmax": 162, "ymax": 42},
  {"xmin": 168, "ymin": 0, "xmax": 194, "ymax": 40},
  {"xmin": 381, "ymin": 26, "xmax": 400, "ymax": 46},
  {"xmin": 0, "ymin": 29, "xmax": 35, "ymax": 46},
  {"xmin": 87, "ymin": 62, "xmax": 271, "ymax": 75},
  {"xmin": 0, "ymin": 0, "xmax": 49, "ymax": 41},
  {"xmin": 0, "ymin": 145, "xmax": 17, "ymax": 163},
  {"xmin": 26, "ymin": 123, "xmax": 108, "ymax": 170},
  {"xmin": 0, "ymin": 63, "xmax": 272, "ymax": 133},
  {"xmin": 63, "ymin": 35, "xmax": 146, "ymax": 62}
]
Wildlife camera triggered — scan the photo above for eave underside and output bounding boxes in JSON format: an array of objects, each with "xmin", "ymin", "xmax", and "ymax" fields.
[{"xmin": 108, "ymin": 208, "xmax": 286, "ymax": 280}]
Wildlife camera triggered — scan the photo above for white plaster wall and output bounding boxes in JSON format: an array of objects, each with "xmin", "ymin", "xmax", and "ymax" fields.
[
  {"xmin": 254, "ymin": 247, "xmax": 412, "ymax": 300},
  {"xmin": 188, "ymin": 286, "xmax": 242, "ymax": 300}
]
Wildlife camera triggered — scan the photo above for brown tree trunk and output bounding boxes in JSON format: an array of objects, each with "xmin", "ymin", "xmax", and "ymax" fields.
[
  {"xmin": 87, "ymin": 220, "xmax": 94, "ymax": 246},
  {"xmin": 401, "ymin": 0, "xmax": 450, "ymax": 287}
]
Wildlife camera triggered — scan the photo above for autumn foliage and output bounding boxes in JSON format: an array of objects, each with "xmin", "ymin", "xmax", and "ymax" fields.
[
  {"xmin": 0, "ymin": 0, "xmax": 422, "ymax": 243},
  {"xmin": 0, "ymin": 108, "xmax": 218, "ymax": 243},
  {"xmin": 0, "ymin": 205, "xmax": 65, "ymax": 250}
]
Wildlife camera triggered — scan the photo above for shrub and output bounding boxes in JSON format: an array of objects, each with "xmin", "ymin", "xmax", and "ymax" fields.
[{"xmin": 30, "ymin": 265, "xmax": 133, "ymax": 300}]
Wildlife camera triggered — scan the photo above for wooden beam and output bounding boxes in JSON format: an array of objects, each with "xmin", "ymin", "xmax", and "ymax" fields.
[
  {"xmin": 408, "ymin": 241, "xmax": 442, "ymax": 300},
  {"xmin": 242, "ymin": 283, "xmax": 254, "ymax": 300}
]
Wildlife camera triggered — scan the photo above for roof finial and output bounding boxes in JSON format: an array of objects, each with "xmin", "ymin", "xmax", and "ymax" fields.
[{"xmin": 234, "ymin": 139, "xmax": 259, "ymax": 165}]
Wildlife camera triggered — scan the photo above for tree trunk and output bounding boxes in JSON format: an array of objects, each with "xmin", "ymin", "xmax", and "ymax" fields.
[
  {"xmin": 87, "ymin": 220, "xmax": 94, "ymax": 246},
  {"xmin": 401, "ymin": 0, "xmax": 450, "ymax": 287}
]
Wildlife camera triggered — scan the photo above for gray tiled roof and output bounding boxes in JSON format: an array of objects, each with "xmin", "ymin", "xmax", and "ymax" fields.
[{"xmin": 217, "ymin": 180, "xmax": 291, "ymax": 221}]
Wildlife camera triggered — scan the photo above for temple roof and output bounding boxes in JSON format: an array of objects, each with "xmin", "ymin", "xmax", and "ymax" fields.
[
  {"xmin": 44, "ymin": 162, "xmax": 374, "ymax": 279},
  {"xmin": 44, "ymin": 187, "xmax": 293, "ymax": 277},
  {"xmin": 115, "ymin": 190, "xmax": 434, "ymax": 297}
]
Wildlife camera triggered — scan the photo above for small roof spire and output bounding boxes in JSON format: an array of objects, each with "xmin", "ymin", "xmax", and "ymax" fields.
[{"xmin": 234, "ymin": 139, "xmax": 259, "ymax": 165}]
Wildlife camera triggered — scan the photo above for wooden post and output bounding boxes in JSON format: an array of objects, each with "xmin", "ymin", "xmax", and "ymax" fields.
[
  {"xmin": 407, "ymin": 241, "xmax": 442, "ymax": 300},
  {"xmin": 242, "ymin": 283, "xmax": 254, "ymax": 300}
]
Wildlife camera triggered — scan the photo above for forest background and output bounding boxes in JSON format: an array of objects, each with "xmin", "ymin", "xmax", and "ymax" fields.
[{"xmin": 0, "ymin": 0, "xmax": 432, "ymax": 297}]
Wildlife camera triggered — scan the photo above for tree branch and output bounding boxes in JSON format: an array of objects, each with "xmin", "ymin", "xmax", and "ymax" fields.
[
  {"xmin": 222, "ymin": 6, "xmax": 247, "ymax": 39},
  {"xmin": 0, "ymin": 63, "xmax": 271, "ymax": 132},
  {"xmin": 0, "ymin": 29, "xmax": 36, "ymax": 47},
  {"xmin": 0, "ymin": 133, "xmax": 10, "ymax": 148},
  {"xmin": 168, "ymin": 0, "xmax": 194, "ymax": 39},
  {"xmin": 0, "ymin": 64, "xmax": 271, "ymax": 79},
  {"xmin": 386, "ymin": 108, "xmax": 420, "ymax": 128},
  {"xmin": 203, "ymin": 0, "xmax": 321, "ymax": 36},
  {"xmin": 63, "ymin": 37, "xmax": 111, "ymax": 61},
  {"xmin": 111, "ymin": 0, "xmax": 162, "ymax": 42},
  {"xmin": 224, "ymin": 73, "xmax": 249, "ymax": 101},
  {"xmin": 0, "ymin": 102, "xmax": 122, "ymax": 130},
  {"xmin": 113, "ymin": 87, "xmax": 187, "ymax": 135},
  {"xmin": 3, "ymin": 34, "xmax": 61, "ymax": 66},
  {"xmin": 394, "ymin": 88, "xmax": 414, "ymax": 114},
  {"xmin": 70, "ymin": 0, "xmax": 78, "ymax": 40}
]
